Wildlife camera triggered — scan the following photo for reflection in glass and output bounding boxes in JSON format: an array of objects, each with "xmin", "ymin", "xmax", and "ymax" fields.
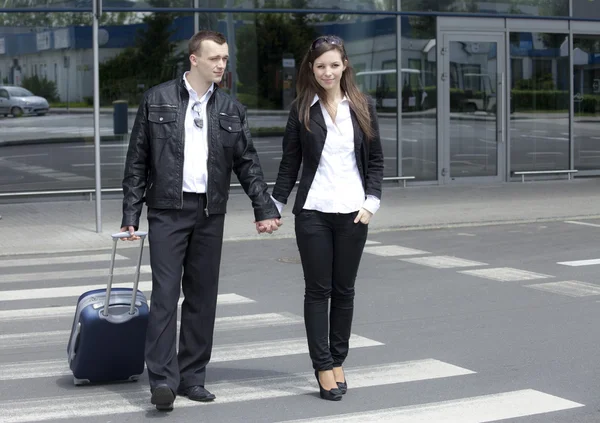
[
  {"xmin": 573, "ymin": 36, "xmax": 600, "ymax": 171},
  {"xmin": 0, "ymin": 16, "xmax": 99, "ymax": 194},
  {"xmin": 448, "ymin": 40, "xmax": 498, "ymax": 177},
  {"xmin": 509, "ymin": 32, "xmax": 569, "ymax": 173},
  {"xmin": 395, "ymin": 15, "xmax": 437, "ymax": 181},
  {"xmin": 399, "ymin": 0, "xmax": 568, "ymax": 16}
]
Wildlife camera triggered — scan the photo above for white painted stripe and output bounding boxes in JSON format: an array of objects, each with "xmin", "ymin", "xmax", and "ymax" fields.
[
  {"xmin": 1, "ymin": 153, "xmax": 49, "ymax": 159},
  {"xmin": 400, "ymin": 256, "xmax": 487, "ymax": 269},
  {"xmin": 364, "ymin": 240, "xmax": 381, "ymax": 245},
  {"xmin": 280, "ymin": 390, "xmax": 583, "ymax": 423},
  {"xmin": 0, "ymin": 281, "xmax": 254, "ymax": 304},
  {"xmin": 0, "ymin": 265, "xmax": 152, "ymax": 283},
  {"xmin": 0, "ymin": 335, "xmax": 382, "ymax": 381},
  {"xmin": 0, "ymin": 281, "xmax": 153, "ymax": 302},
  {"xmin": 0, "ymin": 361, "xmax": 471, "ymax": 422},
  {"xmin": 71, "ymin": 163, "xmax": 124, "ymax": 167},
  {"xmin": 557, "ymin": 258, "xmax": 600, "ymax": 267},
  {"xmin": 526, "ymin": 281, "xmax": 600, "ymax": 297},
  {"xmin": 0, "ymin": 294, "xmax": 252, "ymax": 318},
  {"xmin": 0, "ymin": 313, "xmax": 302, "ymax": 349},
  {"xmin": 364, "ymin": 245, "xmax": 429, "ymax": 257},
  {"xmin": 459, "ymin": 267, "xmax": 552, "ymax": 282},
  {"xmin": 564, "ymin": 220, "xmax": 600, "ymax": 228},
  {"xmin": 0, "ymin": 254, "xmax": 127, "ymax": 268}
]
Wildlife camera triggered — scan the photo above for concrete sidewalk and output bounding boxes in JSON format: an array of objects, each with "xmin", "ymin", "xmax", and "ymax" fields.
[{"xmin": 1, "ymin": 178, "xmax": 599, "ymax": 257}]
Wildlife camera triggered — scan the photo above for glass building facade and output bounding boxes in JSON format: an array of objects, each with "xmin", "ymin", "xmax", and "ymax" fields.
[{"xmin": 1, "ymin": 1, "xmax": 599, "ymax": 216}]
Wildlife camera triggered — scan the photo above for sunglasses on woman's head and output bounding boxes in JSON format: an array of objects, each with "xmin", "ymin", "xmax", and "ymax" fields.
[{"xmin": 311, "ymin": 36, "xmax": 343, "ymax": 51}]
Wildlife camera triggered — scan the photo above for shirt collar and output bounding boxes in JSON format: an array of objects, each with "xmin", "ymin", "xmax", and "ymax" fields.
[
  {"xmin": 183, "ymin": 72, "xmax": 214, "ymax": 101},
  {"xmin": 311, "ymin": 94, "xmax": 348, "ymax": 106}
]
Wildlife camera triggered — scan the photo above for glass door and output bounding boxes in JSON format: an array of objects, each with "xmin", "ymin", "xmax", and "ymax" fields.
[{"xmin": 438, "ymin": 32, "xmax": 506, "ymax": 183}]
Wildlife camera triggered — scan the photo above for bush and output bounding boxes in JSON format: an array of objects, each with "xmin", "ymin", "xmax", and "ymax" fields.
[
  {"xmin": 578, "ymin": 95, "xmax": 599, "ymax": 114},
  {"xmin": 21, "ymin": 74, "xmax": 59, "ymax": 102},
  {"xmin": 511, "ymin": 90, "xmax": 570, "ymax": 111}
]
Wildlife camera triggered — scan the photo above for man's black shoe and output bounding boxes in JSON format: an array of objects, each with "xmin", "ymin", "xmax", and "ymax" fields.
[
  {"xmin": 177, "ymin": 385, "xmax": 216, "ymax": 402},
  {"xmin": 151, "ymin": 384, "xmax": 175, "ymax": 411}
]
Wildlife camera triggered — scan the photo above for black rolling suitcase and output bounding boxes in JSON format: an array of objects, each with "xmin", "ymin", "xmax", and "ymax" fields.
[{"xmin": 67, "ymin": 231, "xmax": 150, "ymax": 385}]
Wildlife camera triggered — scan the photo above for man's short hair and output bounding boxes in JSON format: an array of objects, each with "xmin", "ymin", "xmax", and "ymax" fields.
[{"xmin": 189, "ymin": 30, "xmax": 227, "ymax": 56}]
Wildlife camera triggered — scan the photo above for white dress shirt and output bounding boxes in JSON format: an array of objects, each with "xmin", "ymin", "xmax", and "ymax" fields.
[
  {"xmin": 182, "ymin": 72, "xmax": 214, "ymax": 193},
  {"xmin": 272, "ymin": 95, "xmax": 380, "ymax": 215}
]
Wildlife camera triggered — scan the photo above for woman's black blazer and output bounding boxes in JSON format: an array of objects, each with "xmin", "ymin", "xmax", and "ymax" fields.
[{"xmin": 272, "ymin": 97, "xmax": 384, "ymax": 215}]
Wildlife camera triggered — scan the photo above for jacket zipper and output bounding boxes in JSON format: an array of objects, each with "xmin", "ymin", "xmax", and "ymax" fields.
[
  {"xmin": 205, "ymin": 104, "xmax": 211, "ymax": 217},
  {"xmin": 180, "ymin": 96, "xmax": 188, "ymax": 210}
]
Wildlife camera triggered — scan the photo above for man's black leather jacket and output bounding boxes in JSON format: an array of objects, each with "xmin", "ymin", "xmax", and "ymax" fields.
[{"xmin": 121, "ymin": 78, "xmax": 279, "ymax": 229}]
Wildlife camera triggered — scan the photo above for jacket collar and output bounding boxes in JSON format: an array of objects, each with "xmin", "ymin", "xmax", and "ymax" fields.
[
  {"xmin": 310, "ymin": 94, "xmax": 349, "ymax": 132},
  {"xmin": 183, "ymin": 72, "xmax": 215, "ymax": 102}
]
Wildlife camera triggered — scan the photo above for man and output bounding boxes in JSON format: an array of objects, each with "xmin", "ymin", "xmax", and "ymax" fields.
[{"xmin": 120, "ymin": 30, "xmax": 281, "ymax": 411}]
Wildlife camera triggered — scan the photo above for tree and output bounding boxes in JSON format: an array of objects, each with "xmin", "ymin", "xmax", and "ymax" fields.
[
  {"xmin": 235, "ymin": 2, "xmax": 317, "ymax": 109},
  {"xmin": 99, "ymin": 12, "xmax": 177, "ymax": 104}
]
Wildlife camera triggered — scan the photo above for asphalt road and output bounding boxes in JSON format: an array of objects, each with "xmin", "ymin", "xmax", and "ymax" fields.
[
  {"xmin": 0, "ymin": 113, "xmax": 598, "ymax": 193},
  {"xmin": 2, "ymin": 220, "xmax": 600, "ymax": 421}
]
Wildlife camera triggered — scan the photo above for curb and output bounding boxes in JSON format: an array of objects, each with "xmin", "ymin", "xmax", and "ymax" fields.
[
  {"xmin": 2, "ymin": 214, "xmax": 599, "ymax": 257},
  {"xmin": 0, "ymin": 130, "xmax": 286, "ymax": 148}
]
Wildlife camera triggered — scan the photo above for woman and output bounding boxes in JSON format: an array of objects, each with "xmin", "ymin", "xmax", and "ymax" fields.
[{"xmin": 271, "ymin": 35, "xmax": 384, "ymax": 401}]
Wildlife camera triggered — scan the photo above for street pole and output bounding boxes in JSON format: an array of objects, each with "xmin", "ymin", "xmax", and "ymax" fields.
[
  {"xmin": 194, "ymin": 0, "xmax": 199, "ymax": 34},
  {"xmin": 226, "ymin": 0, "xmax": 237, "ymax": 98},
  {"xmin": 93, "ymin": 0, "xmax": 102, "ymax": 233},
  {"xmin": 396, "ymin": 0, "xmax": 403, "ymax": 180}
]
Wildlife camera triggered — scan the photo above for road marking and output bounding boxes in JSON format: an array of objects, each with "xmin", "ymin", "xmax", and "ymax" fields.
[
  {"xmin": 0, "ymin": 360, "xmax": 471, "ymax": 422},
  {"xmin": 280, "ymin": 390, "xmax": 583, "ymax": 423},
  {"xmin": 0, "ymin": 253, "xmax": 127, "ymax": 268},
  {"xmin": 557, "ymin": 258, "xmax": 600, "ymax": 267},
  {"xmin": 0, "ymin": 293, "xmax": 253, "ymax": 320},
  {"xmin": 0, "ymin": 313, "xmax": 303, "ymax": 349},
  {"xmin": 71, "ymin": 162, "xmax": 124, "ymax": 167},
  {"xmin": 0, "ymin": 265, "xmax": 152, "ymax": 284},
  {"xmin": 0, "ymin": 281, "xmax": 152, "ymax": 301},
  {"xmin": 364, "ymin": 245, "xmax": 429, "ymax": 257},
  {"xmin": 0, "ymin": 153, "xmax": 49, "ymax": 159},
  {"xmin": 62, "ymin": 144, "xmax": 128, "ymax": 149},
  {"xmin": 520, "ymin": 134, "xmax": 569, "ymax": 141},
  {"xmin": 0, "ymin": 280, "xmax": 256, "ymax": 303},
  {"xmin": 459, "ymin": 267, "xmax": 552, "ymax": 282},
  {"xmin": 526, "ymin": 281, "xmax": 600, "ymax": 297},
  {"xmin": 400, "ymin": 256, "xmax": 487, "ymax": 269},
  {"xmin": 365, "ymin": 240, "xmax": 381, "ymax": 245},
  {"xmin": 0, "ymin": 335, "xmax": 382, "ymax": 382},
  {"xmin": 564, "ymin": 220, "xmax": 600, "ymax": 228}
]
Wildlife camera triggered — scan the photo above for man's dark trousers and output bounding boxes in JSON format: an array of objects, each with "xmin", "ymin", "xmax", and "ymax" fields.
[{"xmin": 145, "ymin": 192, "xmax": 225, "ymax": 393}]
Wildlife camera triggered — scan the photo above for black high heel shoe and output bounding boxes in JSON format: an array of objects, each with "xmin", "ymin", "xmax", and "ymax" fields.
[
  {"xmin": 336, "ymin": 379, "xmax": 347, "ymax": 394},
  {"xmin": 314, "ymin": 370, "xmax": 343, "ymax": 401}
]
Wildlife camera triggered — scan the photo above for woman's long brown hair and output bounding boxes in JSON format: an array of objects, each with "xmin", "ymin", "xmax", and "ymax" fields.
[{"xmin": 295, "ymin": 36, "xmax": 375, "ymax": 141}]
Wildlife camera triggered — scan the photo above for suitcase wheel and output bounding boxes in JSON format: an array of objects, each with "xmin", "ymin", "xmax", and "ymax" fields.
[{"xmin": 73, "ymin": 377, "xmax": 91, "ymax": 386}]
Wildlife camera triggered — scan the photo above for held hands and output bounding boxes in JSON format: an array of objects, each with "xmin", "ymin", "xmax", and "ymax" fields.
[
  {"xmin": 255, "ymin": 218, "xmax": 282, "ymax": 234},
  {"xmin": 354, "ymin": 208, "xmax": 373, "ymax": 225},
  {"xmin": 119, "ymin": 226, "xmax": 140, "ymax": 241}
]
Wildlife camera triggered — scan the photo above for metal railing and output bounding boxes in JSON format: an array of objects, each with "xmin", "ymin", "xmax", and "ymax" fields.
[{"xmin": 0, "ymin": 176, "xmax": 415, "ymax": 200}]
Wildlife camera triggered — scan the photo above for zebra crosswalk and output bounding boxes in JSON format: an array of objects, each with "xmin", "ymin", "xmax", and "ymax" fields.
[{"xmin": 0, "ymin": 249, "xmax": 586, "ymax": 422}]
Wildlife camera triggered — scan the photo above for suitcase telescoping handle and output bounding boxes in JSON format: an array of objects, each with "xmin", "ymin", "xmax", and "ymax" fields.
[{"xmin": 104, "ymin": 231, "xmax": 148, "ymax": 317}]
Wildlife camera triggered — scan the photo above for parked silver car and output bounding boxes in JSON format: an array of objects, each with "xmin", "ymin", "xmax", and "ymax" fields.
[{"xmin": 0, "ymin": 86, "xmax": 50, "ymax": 117}]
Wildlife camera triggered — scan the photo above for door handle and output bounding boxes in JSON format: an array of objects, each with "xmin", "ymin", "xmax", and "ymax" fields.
[{"xmin": 499, "ymin": 72, "xmax": 505, "ymax": 144}]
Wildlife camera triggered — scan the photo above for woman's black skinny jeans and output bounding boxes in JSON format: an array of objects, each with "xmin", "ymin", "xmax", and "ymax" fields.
[{"xmin": 294, "ymin": 209, "xmax": 368, "ymax": 371}]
